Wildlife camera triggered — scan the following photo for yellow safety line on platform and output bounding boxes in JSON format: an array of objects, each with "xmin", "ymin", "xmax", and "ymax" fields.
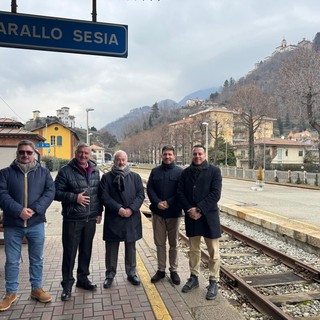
[{"xmin": 137, "ymin": 252, "xmax": 172, "ymax": 320}]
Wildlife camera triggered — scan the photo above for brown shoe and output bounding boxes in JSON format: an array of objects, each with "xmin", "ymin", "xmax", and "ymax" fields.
[
  {"xmin": 0, "ymin": 293, "xmax": 17, "ymax": 311},
  {"xmin": 30, "ymin": 288, "xmax": 52, "ymax": 303}
]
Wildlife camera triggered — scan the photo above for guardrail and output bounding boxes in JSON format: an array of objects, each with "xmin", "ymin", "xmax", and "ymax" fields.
[{"xmin": 220, "ymin": 166, "xmax": 319, "ymax": 187}]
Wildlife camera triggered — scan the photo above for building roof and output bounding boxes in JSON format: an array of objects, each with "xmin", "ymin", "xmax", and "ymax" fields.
[
  {"xmin": 189, "ymin": 106, "xmax": 234, "ymax": 118},
  {"xmin": 236, "ymin": 137, "xmax": 309, "ymax": 147},
  {"xmin": 0, "ymin": 118, "xmax": 24, "ymax": 127},
  {"xmin": 90, "ymin": 144, "xmax": 104, "ymax": 150},
  {"xmin": 169, "ymin": 117, "xmax": 193, "ymax": 126},
  {"xmin": 0, "ymin": 118, "xmax": 45, "ymax": 141},
  {"xmin": 32, "ymin": 121, "xmax": 80, "ymax": 141}
]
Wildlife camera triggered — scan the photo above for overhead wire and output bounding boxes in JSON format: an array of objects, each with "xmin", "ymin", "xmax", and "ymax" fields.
[{"xmin": 0, "ymin": 94, "xmax": 27, "ymax": 123}]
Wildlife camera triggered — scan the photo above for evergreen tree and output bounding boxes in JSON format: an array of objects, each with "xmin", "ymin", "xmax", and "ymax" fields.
[{"xmin": 277, "ymin": 118, "xmax": 284, "ymax": 136}]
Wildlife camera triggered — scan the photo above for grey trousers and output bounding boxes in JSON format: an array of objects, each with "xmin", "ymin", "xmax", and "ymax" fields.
[
  {"xmin": 152, "ymin": 214, "xmax": 181, "ymax": 272},
  {"xmin": 105, "ymin": 241, "xmax": 136, "ymax": 279}
]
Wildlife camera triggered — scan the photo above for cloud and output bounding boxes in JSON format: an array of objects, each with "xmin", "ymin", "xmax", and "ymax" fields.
[{"xmin": 1, "ymin": 0, "xmax": 319, "ymax": 129}]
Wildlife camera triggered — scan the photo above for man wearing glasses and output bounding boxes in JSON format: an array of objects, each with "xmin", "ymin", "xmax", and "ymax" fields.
[
  {"xmin": 54, "ymin": 143, "xmax": 102, "ymax": 301},
  {"xmin": 0, "ymin": 140, "xmax": 55, "ymax": 311}
]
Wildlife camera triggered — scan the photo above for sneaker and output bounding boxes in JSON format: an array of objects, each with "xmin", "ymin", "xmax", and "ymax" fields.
[
  {"xmin": 206, "ymin": 280, "xmax": 218, "ymax": 300},
  {"xmin": 151, "ymin": 271, "xmax": 165, "ymax": 283},
  {"xmin": 170, "ymin": 271, "xmax": 181, "ymax": 285},
  {"xmin": 181, "ymin": 274, "xmax": 199, "ymax": 293},
  {"xmin": 0, "ymin": 293, "xmax": 17, "ymax": 311},
  {"xmin": 30, "ymin": 288, "xmax": 52, "ymax": 303}
]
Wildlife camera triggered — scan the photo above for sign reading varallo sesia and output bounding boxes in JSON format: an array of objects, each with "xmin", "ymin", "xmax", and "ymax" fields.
[{"xmin": 0, "ymin": 11, "xmax": 128, "ymax": 58}]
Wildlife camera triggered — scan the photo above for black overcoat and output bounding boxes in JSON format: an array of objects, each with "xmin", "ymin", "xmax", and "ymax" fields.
[
  {"xmin": 100, "ymin": 171, "xmax": 145, "ymax": 242},
  {"xmin": 177, "ymin": 162, "xmax": 222, "ymax": 239}
]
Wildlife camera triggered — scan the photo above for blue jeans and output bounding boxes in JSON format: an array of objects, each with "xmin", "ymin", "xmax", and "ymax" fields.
[{"xmin": 4, "ymin": 223, "xmax": 45, "ymax": 293}]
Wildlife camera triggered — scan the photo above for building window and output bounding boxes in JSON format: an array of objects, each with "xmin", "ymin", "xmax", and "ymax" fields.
[
  {"xmin": 50, "ymin": 136, "xmax": 56, "ymax": 146},
  {"xmin": 298, "ymin": 150, "xmax": 303, "ymax": 157},
  {"xmin": 285, "ymin": 149, "xmax": 288, "ymax": 157},
  {"xmin": 57, "ymin": 136, "xmax": 62, "ymax": 146}
]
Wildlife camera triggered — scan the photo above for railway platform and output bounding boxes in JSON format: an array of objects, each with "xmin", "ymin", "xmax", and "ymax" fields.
[{"xmin": 0, "ymin": 199, "xmax": 244, "ymax": 320}]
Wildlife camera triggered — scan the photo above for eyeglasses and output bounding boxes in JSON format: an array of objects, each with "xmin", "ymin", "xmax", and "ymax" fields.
[{"xmin": 18, "ymin": 150, "xmax": 34, "ymax": 155}]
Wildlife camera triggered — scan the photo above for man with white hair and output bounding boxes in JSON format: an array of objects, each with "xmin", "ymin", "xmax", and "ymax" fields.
[{"xmin": 100, "ymin": 150, "xmax": 145, "ymax": 289}]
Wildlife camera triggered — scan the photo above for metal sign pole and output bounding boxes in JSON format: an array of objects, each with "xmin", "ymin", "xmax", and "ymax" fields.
[
  {"xmin": 92, "ymin": 0, "xmax": 97, "ymax": 22},
  {"xmin": 11, "ymin": 0, "xmax": 17, "ymax": 13}
]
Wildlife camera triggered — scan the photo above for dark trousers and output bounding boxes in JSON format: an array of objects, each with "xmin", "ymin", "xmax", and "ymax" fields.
[
  {"xmin": 105, "ymin": 241, "xmax": 136, "ymax": 279},
  {"xmin": 61, "ymin": 219, "xmax": 96, "ymax": 289}
]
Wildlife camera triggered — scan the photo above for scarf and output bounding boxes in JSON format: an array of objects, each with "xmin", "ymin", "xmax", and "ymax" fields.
[
  {"xmin": 15, "ymin": 159, "xmax": 37, "ymax": 173},
  {"xmin": 111, "ymin": 164, "xmax": 131, "ymax": 191},
  {"xmin": 189, "ymin": 160, "xmax": 208, "ymax": 180}
]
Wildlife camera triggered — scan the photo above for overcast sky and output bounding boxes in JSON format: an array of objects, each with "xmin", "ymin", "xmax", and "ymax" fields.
[{"xmin": 1, "ymin": 0, "xmax": 320, "ymax": 130}]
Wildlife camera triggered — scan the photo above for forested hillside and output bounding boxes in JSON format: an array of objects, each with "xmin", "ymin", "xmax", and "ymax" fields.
[{"xmin": 101, "ymin": 33, "xmax": 320, "ymax": 145}]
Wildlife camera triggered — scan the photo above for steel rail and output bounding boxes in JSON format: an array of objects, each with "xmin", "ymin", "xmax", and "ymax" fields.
[
  {"xmin": 221, "ymin": 224, "xmax": 320, "ymax": 281},
  {"xmin": 178, "ymin": 224, "xmax": 320, "ymax": 320}
]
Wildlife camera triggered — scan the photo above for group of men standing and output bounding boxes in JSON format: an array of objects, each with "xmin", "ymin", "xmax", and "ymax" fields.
[
  {"xmin": 0, "ymin": 140, "xmax": 222, "ymax": 312},
  {"xmin": 147, "ymin": 144, "xmax": 222, "ymax": 301}
]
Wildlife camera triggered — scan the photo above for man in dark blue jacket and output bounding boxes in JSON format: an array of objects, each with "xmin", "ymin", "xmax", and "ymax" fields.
[
  {"xmin": 147, "ymin": 145, "xmax": 183, "ymax": 285},
  {"xmin": 55, "ymin": 143, "xmax": 102, "ymax": 301},
  {"xmin": 0, "ymin": 140, "xmax": 55, "ymax": 311}
]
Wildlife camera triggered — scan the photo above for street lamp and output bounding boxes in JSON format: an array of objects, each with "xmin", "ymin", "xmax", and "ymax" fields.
[
  {"xmin": 86, "ymin": 108, "xmax": 94, "ymax": 145},
  {"xmin": 263, "ymin": 127, "xmax": 266, "ymax": 171},
  {"xmin": 202, "ymin": 122, "xmax": 209, "ymax": 160},
  {"xmin": 225, "ymin": 142, "xmax": 228, "ymax": 166}
]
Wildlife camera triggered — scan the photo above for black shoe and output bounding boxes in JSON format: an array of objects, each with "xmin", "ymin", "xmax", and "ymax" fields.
[
  {"xmin": 127, "ymin": 275, "xmax": 141, "ymax": 286},
  {"xmin": 170, "ymin": 271, "xmax": 181, "ymax": 285},
  {"xmin": 181, "ymin": 274, "xmax": 199, "ymax": 293},
  {"xmin": 151, "ymin": 271, "xmax": 165, "ymax": 283},
  {"xmin": 206, "ymin": 280, "xmax": 218, "ymax": 300},
  {"xmin": 61, "ymin": 288, "xmax": 71, "ymax": 301},
  {"xmin": 76, "ymin": 280, "xmax": 97, "ymax": 291},
  {"xmin": 103, "ymin": 278, "xmax": 114, "ymax": 289}
]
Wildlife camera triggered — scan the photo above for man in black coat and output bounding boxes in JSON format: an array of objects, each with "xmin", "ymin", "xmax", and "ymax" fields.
[
  {"xmin": 55, "ymin": 143, "xmax": 102, "ymax": 301},
  {"xmin": 147, "ymin": 145, "xmax": 183, "ymax": 285},
  {"xmin": 177, "ymin": 144, "xmax": 222, "ymax": 300},
  {"xmin": 100, "ymin": 150, "xmax": 144, "ymax": 289}
]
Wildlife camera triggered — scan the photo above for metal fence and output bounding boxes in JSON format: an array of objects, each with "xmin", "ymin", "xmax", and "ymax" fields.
[{"xmin": 220, "ymin": 166, "xmax": 319, "ymax": 187}]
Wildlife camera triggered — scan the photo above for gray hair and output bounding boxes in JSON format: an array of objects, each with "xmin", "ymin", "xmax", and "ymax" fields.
[
  {"xmin": 17, "ymin": 140, "xmax": 36, "ymax": 151},
  {"xmin": 113, "ymin": 150, "xmax": 128, "ymax": 159},
  {"xmin": 76, "ymin": 143, "xmax": 90, "ymax": 152}
]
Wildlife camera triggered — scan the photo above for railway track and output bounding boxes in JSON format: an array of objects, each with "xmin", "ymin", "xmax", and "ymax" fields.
[
  {"xmin": 131, "ymin": 169, "xmax": 320, "ymax": 319},
  {"xmin": 179, "ymin": 224, "xmax": 320, "ymax": 320}
]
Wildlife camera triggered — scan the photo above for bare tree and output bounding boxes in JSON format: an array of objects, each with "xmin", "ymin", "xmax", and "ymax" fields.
[
  {"xmin": 230, "ymin": 84, "xmax": 272, "ymax": 169},
  {"xmin": 279, "ymin": 46, "xmax": 320, "ymax": 167}
]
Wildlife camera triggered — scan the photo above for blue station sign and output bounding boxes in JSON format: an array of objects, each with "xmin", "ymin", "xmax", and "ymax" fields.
[
  {"xmin": 0, "ymin": 11, "xmax": 128, "ymax": 57},
  {"xmin": 36, "ymin": 143, "xmax": 51, "ymax": 148}
]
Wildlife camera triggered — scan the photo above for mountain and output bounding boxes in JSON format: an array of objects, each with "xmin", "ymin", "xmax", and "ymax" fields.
[
  {"xmin": 178, "ymin": 87, "xmax": 220, "ymax": 105},
  {"xmin": 101, "ymin": 99, "xmax": 180, "ymax": 139}
]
